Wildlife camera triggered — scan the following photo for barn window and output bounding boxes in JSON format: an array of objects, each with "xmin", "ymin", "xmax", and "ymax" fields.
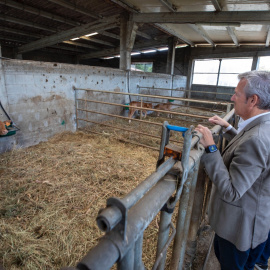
[
  {"xmin": 192, "ymin": 58, "xmax": 253, "ymax": 87},
  {"xmin": 257, "ymin": 56, "xmax": 270, "ymax": 71},
  {"xmin": 131, "ymin": 62, "xmax": 153, "ymax": 72}
]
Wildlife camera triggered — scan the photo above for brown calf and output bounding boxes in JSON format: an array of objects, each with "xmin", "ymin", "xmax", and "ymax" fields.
[
  {"xmin": 154, "ymin": 102, "xmax": 173, "ymax": 118},
  {"xmin": 128, "ymin": 101, "xmax": 152, "ymax": 123},
  {"xmin": 0, "ymin": 121, "xmax": 8, "ymax": 136}
]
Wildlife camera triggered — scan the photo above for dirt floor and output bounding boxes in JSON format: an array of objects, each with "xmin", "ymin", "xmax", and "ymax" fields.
[{"xmin": 0, "ymin": 106, "xmax": 225, "ymax": 270}]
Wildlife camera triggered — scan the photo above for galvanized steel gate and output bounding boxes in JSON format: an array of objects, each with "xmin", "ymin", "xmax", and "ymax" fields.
[{"xmin": 63, "ymin": 108, "xmax": 235, "ymax": 270}]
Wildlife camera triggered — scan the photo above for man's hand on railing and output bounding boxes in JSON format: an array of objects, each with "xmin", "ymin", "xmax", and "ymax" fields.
[
  {"xmin": 209, "ymin": 115, "xmax": 230, "ymax": 128},
  {"xmin": 195, "ymin": 125, "xmax": 215, "ymax": 148}
]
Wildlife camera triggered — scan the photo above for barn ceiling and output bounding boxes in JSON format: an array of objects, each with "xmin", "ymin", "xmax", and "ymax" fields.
[{"xmin": 0, "ymin": 0, "xmax": 270, "ymax": 60}]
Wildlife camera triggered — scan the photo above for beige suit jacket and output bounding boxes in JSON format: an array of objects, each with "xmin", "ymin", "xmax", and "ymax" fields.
[{"xmin": 201, "ymin": 113, "xmax": 270, "ymax": 251}]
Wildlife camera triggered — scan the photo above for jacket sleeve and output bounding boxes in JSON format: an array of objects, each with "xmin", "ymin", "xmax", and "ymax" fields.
[
  {"xmin": 223, "ymin": 126, "xmax": 238, "ymax": 142},
  {"xmin": 201, "ymin": 135, "xmax": 268, "ymax": 202}
]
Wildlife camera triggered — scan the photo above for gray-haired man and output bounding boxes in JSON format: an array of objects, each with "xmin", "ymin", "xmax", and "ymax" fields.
[{"xmin": 195, "ymin": 71, "xmax": 270, "ymax": 270}]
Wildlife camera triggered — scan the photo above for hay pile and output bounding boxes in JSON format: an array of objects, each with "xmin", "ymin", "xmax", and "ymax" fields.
[
  {"xmin": 0, "ymin": 131, "xmax": 159, "ymax": 269},
  {"xmin": 0, "ymin": 107, "xmax": 220, "ymax": 270}
]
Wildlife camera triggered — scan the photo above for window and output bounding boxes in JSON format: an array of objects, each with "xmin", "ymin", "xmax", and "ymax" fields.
[
  {"xmin": 192, "ymin": 58, "xmax": 253, "ymax": 87},
  {"xmin": 193, "ymin": 60, "xmax": 219, "ymax": 85},
  {"xmin": 131, "ymin": 62, "xmax": 153, "ymax": 72},
  {"xmin": 257, "ymin": 56, "xmax": 270, "ymax": 71}
]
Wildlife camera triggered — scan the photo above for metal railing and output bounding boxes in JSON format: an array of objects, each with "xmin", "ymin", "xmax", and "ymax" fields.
[
  {"xmin": 74, "ymin": 87, "xmax": 232, "ymax": 150},
  {"xmin": 62, "ymin": 108, "xmax": 235, "ymax": 270}
]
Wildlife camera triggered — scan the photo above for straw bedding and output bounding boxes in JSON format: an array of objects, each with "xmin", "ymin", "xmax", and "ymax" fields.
[{"xmin": 0, "ymin": 107, "xmax": 219, "ymax": 270}]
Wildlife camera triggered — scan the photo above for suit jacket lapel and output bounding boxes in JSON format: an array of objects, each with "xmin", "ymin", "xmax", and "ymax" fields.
[{"xmin": 221, "ymin": 113, "xmax": 270, "ymax": 155}]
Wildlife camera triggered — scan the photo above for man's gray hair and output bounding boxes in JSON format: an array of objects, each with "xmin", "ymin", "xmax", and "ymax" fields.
[{"xmin": 238, "ymin": 70, "xmax": 270, "ymax": 110}]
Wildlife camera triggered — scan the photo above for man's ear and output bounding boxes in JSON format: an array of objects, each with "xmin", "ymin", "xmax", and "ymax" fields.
[{"xmin": 249, "ymin": 94, "xmax": 259, "ymax": 107}]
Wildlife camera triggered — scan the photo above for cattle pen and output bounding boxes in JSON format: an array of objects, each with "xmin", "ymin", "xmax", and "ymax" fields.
[{"xmin": 1, "ymin": 85, "xmax": 234, "ymax": 270}]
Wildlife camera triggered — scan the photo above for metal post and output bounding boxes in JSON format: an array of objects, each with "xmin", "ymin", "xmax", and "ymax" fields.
[
  {"xmin": 117, "ymin": 244, "xmax": 135, "ymax": 270},
  {"xmin": 170, "ymin": 174, "xmax": 193, "ymax": 270},
  {"xmin": 156, "ymin": 210, "xmax": 173, "ymax": 270},
  {"xmin": 184, "ymin": 162, "xmax": 207, "ymax": 269},
  {"xmin": 134, "ymin": 234, "xmax": 145, "ymax": 270},
  {"xmin": 178, "ymin": 161, "xmax": 200, "ymax": 270}
]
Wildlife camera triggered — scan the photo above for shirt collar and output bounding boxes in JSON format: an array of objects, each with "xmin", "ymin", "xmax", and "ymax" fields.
[{"xmin": 237, "ymin": 111, "xmax": 270, "ymax": 133}]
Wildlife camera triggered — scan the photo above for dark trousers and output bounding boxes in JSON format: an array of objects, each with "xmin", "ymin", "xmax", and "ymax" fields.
[
  {"xmin": 256, "ymin": 231, "xmax": 270, "ymax": 267},
  {"xmin": 214, "ymin": 234, "xmax": 268, "ymax": 270}
]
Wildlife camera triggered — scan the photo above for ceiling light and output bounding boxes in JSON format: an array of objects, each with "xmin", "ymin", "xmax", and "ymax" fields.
[
  {"xmin": 114, "ymin": 55, "xmax": 120, "ymax": 58},
  {"xmin": 103, "ymin": 56, "xmax": 114, "ymax": 59},
  {"xmin": 157, "ymin": 47, "xmax": 168, "ymax": 51},
  {"xmin": 176, "ymin": 44, "xmax": 188, "ymax": 48},
  {"xmin": 142, "ymin": 49, "xmax": 156, "ymax": 54},
  {"xmin": 131, "ymin": 52, "xmax": 141, "ymax": 55},
  {"xmin": 85, "ymin": 32, "xmax": 98, "ymax": 37},
  {"xmin": 71, "ymin": 37, "xmax": 80, "ymax": 40}
]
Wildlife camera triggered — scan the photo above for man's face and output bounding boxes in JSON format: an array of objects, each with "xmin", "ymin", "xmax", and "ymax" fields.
[{"xmin": 231, "ymin": 78, "xmax": 249, "ymax": 120}]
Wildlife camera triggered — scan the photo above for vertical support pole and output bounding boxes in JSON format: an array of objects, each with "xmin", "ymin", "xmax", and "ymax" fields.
[
  {"xmin": 156, "ymin": 210, "xmax": 173, "ymax": 270},
  {"xmin": 186, "ymin": 59, "xmax": 194, "ymax": 107},
  {"xmin": 120, "ymin": 14, "xmax": 128, "ymax": 70},
  {"xmin": 120, "ymin": 14, "xmax": 138, "ymax": 71},
  {"xmin": 178, "ymin": 162, "xmax": 200, "ymax": 270},
  {"xmin": 184, "ymin": 162, "xmax": 207, "ymax": 269},
  {"xmin": 170, "ymin": 160, "xmax": 200, "ymax": 270},
  {"xmin": 117, "ymin": 244, "xmax": 135, "ymax": 270},
  {"xmin": 134, "ymin": 234, "xmax": 145, "ymax": 270},
  {"xmin": 251, "ymin": 53, "xmax": 259, "ymax": 70},
  {"xmin": 170, "ymin": 175, "xmax": 193, "ymax": 270},
  {"xmin": 166, "ymin": 37, "xmax": 177, "ymax": 75}
]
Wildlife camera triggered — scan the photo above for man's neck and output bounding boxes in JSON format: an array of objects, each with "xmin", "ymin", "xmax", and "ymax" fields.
[{"xmin": 242, "ymin": 109, "xmax": 270, "ymax": 120}]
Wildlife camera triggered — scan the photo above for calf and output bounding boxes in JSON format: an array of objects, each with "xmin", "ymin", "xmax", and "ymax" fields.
[
  {"xmin": 154, "ymin": 102, "xmax": 173, "ymax": 118},
  {"xmin": 0, "ymin": 121, "xmax": 8, "ymax": 136},
  {"xmin": 128, "ymin": 101, "xmax": 152, "ymax": 123}
]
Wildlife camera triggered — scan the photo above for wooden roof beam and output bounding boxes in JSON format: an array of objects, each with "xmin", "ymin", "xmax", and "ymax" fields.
[
  {"xmin": 211, "ymin": 0, "xmax": 222, "ymax": 11},
  {"xmin": 0, "ymin": 0, "xmax": 79, "ymax": 26},
  {"xmin": 132, "ymin": 11, "xmax": 270, "ymax": 24},
  {"xmin": 226, "ymin": 26, "xmax": 239, "ymax": 46},
  {"xmin": 159, "ymin": 0, "xmax": 177, "ymax": 12},
  {"xmin": 189, "ymin": 24, "xmax": 215, "ymax": 46},
  {"xmin": 47, "ymin": 0, "xmax": 102, "ymax": 19},
  {"xmin": 17, "ymin": 16, "xmax": 119, "ymax": 53},
  {"xmin": 0, "ymin": 14, "xmax": 56, "ymax": 32}
]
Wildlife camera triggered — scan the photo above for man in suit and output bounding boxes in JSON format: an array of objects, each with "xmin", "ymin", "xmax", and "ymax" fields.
[{"xmin": 195, "ymin": 70, "xmax": 270, "ymax": 270}]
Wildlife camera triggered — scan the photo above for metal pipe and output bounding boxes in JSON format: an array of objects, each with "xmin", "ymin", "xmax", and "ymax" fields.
[
  {"xmin": 153, "ymin": 222, "xmax": 176, "ymax": 270},
  {"xmin": 74, "ymin": 88, "xmax": 230, "ymax": 106},
  {"xmin": 77, "ymin": 105, "xmax": 210, "ymax": 119},
  {"xmin": 118, "ymin": 244, "xmax": 135, "ymax": 270},
  {"xmin": 184, "ymin": 162, "xmax": 207, "ymax": 268},
  {"xmin": 96, "ymin": 157, "xmax": 176, "ymax": 232},
  {"xmin": 191, "ymin": 108, "xmax": 235, "ymax": 149},
  {"xmin": 85, "ymin": 129, "xmax": 160, "ymax": 151},
  {"xmin": 77, "ymin": 118, "xmax": 180, "ymax": 144},
  {"xmin": 77, "ymin": 176, "xmax": 177, "ymax": 270},
  {"xmin": 156, "ymin": 210, "xmax": 174, "ymax": 270},
  {"xmin": 139, "ymin": 86, "xmax": 233, "ymax": 96},
  {"xmin": 178, "ymin": 161, "xmax": 200, "ymax": 270},
  {"xmin": 134, "ymin": 235, "xmax": 145, "ymax": 270},
  {"xmin": 170, "ymin": 175, "xmax": 193, "ymax": 270}
]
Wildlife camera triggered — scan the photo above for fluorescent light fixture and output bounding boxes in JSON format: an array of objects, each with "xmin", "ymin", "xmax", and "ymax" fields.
[
  {"xmin": 157, "ymin": 47, "xmax": 168, "ymax": 51},
  {"xmin": 114, "ymin": 55, "xmax": 120, "ymax": 58},
  {"xmin": 85, "ymin": 32, "xmax": 98, "ymax": 37},
  {"xmin": 142, "ymin": 49, "xmax": 156, "ymax": 54},
  {"xmin": 131, "ymin": 52, "xmax": 141, "ymax": 56},
  {"xmin": 71, "ymin": 37, "xmax": 80, "ymax": 40},
  {"xmin": 176, "ymin": 44, "xmax": 188, "ymax": 48},
  {"xmin": 103, "ymin": 56, "xmax": 114, "ymax": 59}
]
